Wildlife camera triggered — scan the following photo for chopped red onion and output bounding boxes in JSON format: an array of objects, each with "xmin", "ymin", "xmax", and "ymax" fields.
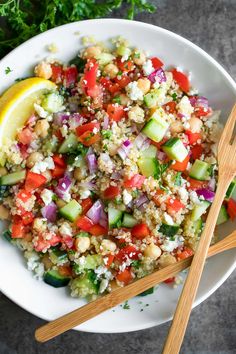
[
  {"xmin": 196, "ymin": 188, "xmax": 215, "ymax": 202},
  {"xmin": 53, "ymin": 112, "xmax": 70, "ymax": 126},
  {"xmin": 41, "ymin": 202, "xmax": 57, "ymax": 222},
  {"xmin": 27, "ymin": 114, "xmax": 37, "ymax": 126},
  {"xmin": 99, "ymin": 208, "xmax": 108, "ymax": 228},
  {"xmin": 134, "ymin": 133, "xmax": 149, "ymax": 149},
  {"xmin": 208, "ymin": 178, "xmax": 216, "ymax": 192},
  {"xmin": 134, "ymin": 194, "xmax": 149, "ymax": 208},
  {"xmin": 68, "ymin": 113, "xmax": 83, "ymax": 129},
  {"xmin": 148, "ymin": 68, "xmax": 166, "ymax": 84},
  {"xmin": 189, "ymin": 96, "xmax": 197, "ymax": 107},
  {"xmin": 111, "ymin": 171, "xmax": 122, "ymax": 180},
  {"xmin": 141, "ymin": 138, "xmax": 151, "ymax": 151},
  {"xmin": 102, "ymin": 115, "xmax": 109, "ymax": 129},
  {"xmin": 55, "ymin": 174, "xmax": 72, "ymax": 198},
  {"xmin": 196, "ymin": 96, "xmax": 209, "ymax": 109},
  {"xmin": 130, "ymin": 124, "xmax": 139, "ymax": 133},
  {"xmin": 117, "ymin": 140, "xmax": 132, "ymax": 160},
  {"xmin": 86, "ymin": 200, "xmax": 103, "ymax": 224},
  {"xmin": 86, "ymin": 153, "xmax": 98, "ymax": 174},
  {"xmin": 157, "ymin": 150, "xmax": 167, "ymax": 161},
  {"xmin": 78, "ymin": 181, "xmax": 97, "ymax": 191}
]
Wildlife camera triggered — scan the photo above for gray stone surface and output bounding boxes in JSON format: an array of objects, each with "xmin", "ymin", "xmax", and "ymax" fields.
[{"xmin": 0, "ymin": 0, "xmax": 236, "ymax": 353}]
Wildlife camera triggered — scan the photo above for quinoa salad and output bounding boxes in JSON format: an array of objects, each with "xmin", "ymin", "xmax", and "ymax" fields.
[{"xmin": 0, "ymin": 37, "xmax": 230, "ymax": 300}]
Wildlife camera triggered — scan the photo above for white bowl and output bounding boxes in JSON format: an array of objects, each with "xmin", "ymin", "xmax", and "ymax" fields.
[{"xmin": 0, "ymin": 19, "xmax": 236, "ymax": 334}]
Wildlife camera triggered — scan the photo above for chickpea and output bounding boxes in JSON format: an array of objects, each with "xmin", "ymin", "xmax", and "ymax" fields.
[
  {"xmin": 170, "ymin": 121, "xmax": 184, "ymax": 134},
  {"xmin": 75, "ymin": 236, "xmax": 90, "ymax": 253},
  {"xmin": 0, "ymin": 167, "xmax": 7, "ymax": 177},
  {"xmin": 35, "ymin": 119, "xmax": 50, "ymax": 138},
  {"xmin": 33, "ymin": 218, "xmax": 47, "ymax": 232},
  {"xmin": 83, "ymin": 46, "xmax": 102, "ymax": 59},
  {"xmin": 55, "ymin": 199, "xmax": 66, "ymax": 208},
  {"xmin": 137, "ymin": 78, "xmax": 151, "ymax": 94},
  {"xmin": 0, "ymin": 204, "xmax": 10, "ymax": 220},
  {"xmin": 128, "ymin": 105, "xmax": 145, "ymax": 124},
  {"xmin": 34, "ymin": 61, "xmax": 52, "ymax": 80},
  {"xmin": 42, "ymin": 254, "xmax": 53, "ymax": 270},
  {"xmin": 73, "ymin": 167, "xmax": 87, "ymax": 181},
  {"xmin": 119, "ymin": 94, "xmax": 132, "ymax": 106},
  {"xmin": 103, "ymin": 63, "xmax": 119, "ymax": 79},
  {"xmin": 42, "ymin": 169, "xmax": 52, "ymax": 182},
  {"xmin": 188, "ymin": 116, "xmax": 203, "ymax": 133},
  {"xmin": 158, "ymin": 253, "xmax": 177, "ymax": 268},
  {"xmin": 144, "ymin": 244, "xmax": 162, "ymax": 260},
  {"xmin": 133, "ymin": 50, "xmax": 146, "ymax": 65},
  {"xmin": 26, "ymin": 152, "xmax": 44, "ymax": 168},
  {"xmin": 101, "ymin": 239, "xmax": 117, "ymax": 254}
]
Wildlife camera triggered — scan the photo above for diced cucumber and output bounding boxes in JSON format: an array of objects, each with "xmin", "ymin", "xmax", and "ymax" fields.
[
  {"xmin": 138, "ymin": 287, "xmax": 154, "ymax": 296},
  {"xmin": 159, "ymin": 223, "xmax": 180, "ymax": 237},
  {"xmin": 226, "ymin": 179, "xmax": 236, "ymax": 200},
  {"xmin": 70, "ymin": 270, "xmax": 100, "ymax": 298},
  {"xmin": 162, "ymin": 138, "xmax": 188, "ymax": 162},
  {"xmin": 73, "ymin": 254, "xmax": 103, "ymax": 274},
  {"xmin": 189, "ymin": 159, "xmax": 210, "ymax": 181},
  {"xmin": 43, "ymin": 269, "xmax": 70, "ymax": 288},
  {"xmin": 108, "ymin": 206, "xmax": 123, "ymax": 228},
  {"xmin": 191, "ymin": 200, "xmax": 210, "ymax": 221},
  {"xmin": 58, "ymin": 133, "xmax": 78, "ymax": 154},
  {"xmin": 96, "ymin": 53, "xmax": 115, "ymax": 65},
  {"xmin": 0, "ymin": 170, "xmax": 26, "ymax": 186},
  {"xmin": 217, "ymin": 205, "xmax": 229, "ymax": 225},
  {"xmin": 122, "ymin": 213, "xmax": 138, "ymax": 228},
  {"xmin": 184, "ymin": 217, "xmax": 203, "ymax": 238},
  {"xmin": 59, "ymin": 199, "xmax": 82, "ymax": 221},
  {"xmin": 42, "ymin": 137, "xmax": 58, "ymax": 153},
  {"xmin": 49, "ymin": 248, "xmax": 68, "ymax": 265},
  {"xmin": 143, "ymin": 90, "xmax": 159, "ymax": 108},
  {"xmin": 0, "ymin": 185, "xmax": 9, "ymax": 201},
  {"xmin": 142, "ymin": 116, "xmax": 169, "ymax": 143},
  {"xmin": 140, "ymin": 145, "xmax": 157, "ymax": 159},
  {"xmin": 138, "ymin": 158, "xmax": 158, "ymax": 177},
  {"xmin": 66, "ymin": 154, "xmax": 86, "ymax": 168},
  {"xmin": 116, "ymin": 45, "xmax": 131, "ymax": 58},
  {"xmin": 2, "ymin": 229, "xmax": 12, "ymax": 242},
  {"xmin": 41, "ymin": 92, "xmax": 64, "ymax": 113}
]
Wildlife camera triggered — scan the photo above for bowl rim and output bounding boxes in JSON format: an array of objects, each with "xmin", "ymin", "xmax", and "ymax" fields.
[{"xmin": 0, "ymin": 18, "xmax": 236, "ymax": 333}]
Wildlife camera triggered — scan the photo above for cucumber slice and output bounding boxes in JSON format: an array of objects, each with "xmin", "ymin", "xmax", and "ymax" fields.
[
  {"xmin": 142, "ymin": 116, "xmax": 169, "ymax": 143},
  {"xmin": 70, "ymin": 270, "xmax": 100, "ymax": 297},
  {"xmin": 96, "ymin": 53, "xmax": 115, "ymax": 65},
  {"xmin": 0, "ymin": 170, "xmax": 26, "ymax": 186},
  {"xmin": 138, "ymin": 287, "xmax": 154, "ymax": 296},
  {"xmin": 73, "ymin": 254, "xmax": 103, "ymax": 274},
  {"xmin": 140, "ymin": 145, "xmax": 157, "ymax": 159},
  {"xmin": 122, "ymin": 213, "xmax": 138, "ymax": 228},
  {"xmin": 43, "ymin": 269, "xmax": 70, "ymax": 288},
  {"xmin": 138, "ymin": 158, "xmax": 158, "ymax": 177},
  {"xmin": 143, "ymin": 90, "xmax": 159, "ymax": 108},
  {"xmin": 217, "ymin": 205, "xmax": 229, "ymax": 225},
  {"xmin": 226, "ymin": 179, "xmax": 236, "ymax": 200},
  {"xmin": 49, "ymin": 248, "xmax": 68, "ymax": 265},
  {"xmin": 41, "ymin": 92, "xmax": 64, "ymax": 113},
  {"xmin": 189, "ymin": 159, "xmax": 210, "ymax": 181},
  {"xmin": 108, "ymin": 206, "xmax": 123, "ymax": 228},
  {"xmin": 184, "ymin": 217, "xmax": 203, "ymax": 237},
  {"xmin": 159, "ymin": 223, "xmax": 180, "ymax": 237},
  {"xmin": 116, "ymin": 45, "xmax": 131, "ymax": 57},
  {"xmin": 191, "ymin": 200, "xmax": 210, "ymax": 221},
  {"xmin": 59, "ymin": 199, "xmax": 82, "ymax": 221},
  {"xmin": 2, "ymin": 229, "xmax": 12, "ymax": 242},
  {"xmin": 162, "ymin": 138, "xmax": 188, "ymax": 162},
  {"xmin": 58, "ymin": 133, "xmax": 78, "ymax": 154}
]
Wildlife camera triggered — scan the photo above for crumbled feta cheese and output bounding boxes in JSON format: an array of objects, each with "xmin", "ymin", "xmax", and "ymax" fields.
[
  {"xmin": 126, "ymin": 81, "xmax": 144, "ymax": 101},
  {"xmin": 178, "ymin": 187, "xmax": 189, "ymax": 203},
  {"xmin": 123, "ymin": 189, "xmax": 133, "ymax": 205},
  {"xmin": 60, "ymin": 124, "xmax": 68, "ymax": 138},
  {"xmin": 163, "ymin": 212, "xmax": 174, "ymax": 225},
  {"xmin": 99, "ymin": 278, "xmax": 109, "ymax": 293},
  {"xmin": 142, "ymin": 59, "xmax": 154, "ymax": 76},
  {"xmin": 177, "ymin": 96, "xmax": 194, "ymax": 118},
  {"xmin": 98, "ymin": 153, "xmax": 114, "ymax": 173},
  {"xmin": 189, "ymin": 190, "xmax": 201, "ymax": 205},
  {"xmin": 41, "ymin": 189, "xmax": 54, "ymax": 205},
  {"xmin": 161, "ymin": 235, "xmax": 184, "ymax": 252},
  {"xmin": 31, "ymin": 156, "xmax": 55, "ymax": 173},
  {"xmin": 34, "ymin": 103, "xmax": 48, "ymax": 119},
  {"xmin": 79, "ymin": 189, "xmax": 91, "ymax": 199},
  {"xmin": 59, "ymin": 222, "xmax": 73, "ymax": 236}
]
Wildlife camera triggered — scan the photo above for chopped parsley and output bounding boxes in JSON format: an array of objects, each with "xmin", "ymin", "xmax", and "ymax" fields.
[
  {"xmin": 174, "ymin": 172, "xmax": 182, "ymax": 186},
  {"xmin": 123, "ymin": 301, "xmax": 130, "ymax": 310},
  {"xmin": 101, "ymin": 130, "xmax": 112, "ymax": 139},
  {"xmin": 172, "ymin": 93, "xmax": 178, "ymax": 101},
  {"xmin": 5, "ymin": 66, "xmax": 12, "ymax": 74},
  {"xmin": 134, "ymin": 52, "xmax": 140, "ymax": 59},
  {"xmin": 131, "ymin": 260, "xmax": 141, "ymax": 269},
  {"xmin": 154, "ymin": 160, "xmax": 172, "ymax": 180},
  {"xmin": 113, "ymin": 95, "xmax": 121, "ymax": 105}
]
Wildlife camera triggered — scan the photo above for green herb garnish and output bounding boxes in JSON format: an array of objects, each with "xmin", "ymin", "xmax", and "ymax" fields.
[
  {"xmin": 123, "ymin": 300, "xmax": 130, "ymax": 310},
  {"xmin": 172, "ymin": 93, "xmax": 178, "ymax": 101},
  {"xmin": 113, "ymin": 95, "xmax": 121, "ymax": 105},
  {"xmin": 5, "ymin": 66, "xmax": 12, "ymax": 74},
  {"xmin": 101, "ymin": 130, "xmax": 112, "ymax": 139},
  {"xmin": 131, "ymin": 260, "xmax": 141, "ymax": 269},
  {"xmin": 174, "ymin": 172, "xmax": 182, "ymax": 186},
  {"xmin": 154, "ymin": 160, "xmax": 172, "ymax": 180}
]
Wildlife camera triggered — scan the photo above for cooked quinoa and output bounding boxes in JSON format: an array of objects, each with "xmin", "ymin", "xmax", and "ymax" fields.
[{"xmin": 0, "ymin": 37, "xmax": 228, "ymax": 299}]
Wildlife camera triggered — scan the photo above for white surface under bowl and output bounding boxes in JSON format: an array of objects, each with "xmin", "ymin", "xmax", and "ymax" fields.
[{"xmin": 0, "ymin": 19, "xmax": 236, "ymax": 333}]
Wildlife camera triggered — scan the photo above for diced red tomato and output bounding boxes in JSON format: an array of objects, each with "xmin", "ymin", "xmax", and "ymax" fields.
[
  {"xmin": 185, "ymin": 130, "xmax": 201, "ymax": 145},
  {"xmin": 78, "ymin": 131, "xmax": 101, "ymax": 146},
  {"xmin": 150, "ymin": 137, "xmax": 168, "ymax": 149},
  {"xmin": 152, "ymin": 189, "xmax": 166, "ymax": 206},
  {"xmin": 164, "ymin": 277, "xmax": 175, "ymax": 284},
  {"xmin": 52, "ymin": 154, "xmax": 66, "ymax": 168},
  {"xmin": 100, "ymin": 78, "xmax": 121, "ymax": 94},
  {"xmin": 89, "ymin": 224, "xmax": 108, "ymax": 236},
  {"xmin": 116, "ymin": 267, "xmax": 133, "ymax": 285},
  {"xmin": 22, "ymin": 211, "xmax": 34, "ymax": 225},
  {"xmin": 172, "ymin": 69, "xmax": 190, "ymax": 92},
  {"xmin": 76, "ymin": 122, "xmax": 100, "ymax": 137},
  {"xmin": 115, "ymin": 245, "xmax": 140, "ymax": 262},
  {"xmin": 100, "ymin": 77, "xmax": 112, "ymax": 89},
  {"xmin": 114, "ymin": 74, "xmax": 131, "ymax": 89},
  {"xmin": 187, "ymin": 177, "xmax": 208, "ymax": 190},
  {"xmin": 87, "ymin": 84, "xmax": 103, "ymax": 102},
  {"xmin": 76, "ymin": 216, "xmax": 94, "ymax": 231},
  {"xmin": 63, "ymin": 66, "xmax": 78, "ymax": 87},
  {"xmin": 34, "ymin": 233, "xmax": 60, "ymax": 252},
  {"xmin": 51, "ymin": 64, "xmax": 63, "ymax": 83},
  {"xmin": 58, "ymin": 265, "xmax": 72, "ymax": 277},
  {"xmin": 62, "ymin": 235, "xmax": 74, "ymax": 249},
  {"xmin": 131, "ymin": 223, "xmax": 150, "ymax": 239},
  {"xmin": 49, "ymin": 234, "xmax": 61, "ymax": 246},
  {"xmin": 25, "ymin": 171, "xmax": 47, "ymax": 192},
  {"xmin": 171, "ymin": 155, "xmax": 190, "ymax": 172},
  {"xmin": 11, "ymin": 218, "xmax": 25, "ymax": 239},
  {"xmin": 18, "ymin": 127, "xmax": 34, "ymax": 145},
  {"xmin": 81, "ymin": 197, "xmax": 93, "ymax": 214},
  {"xmin": 51, "ymin": 166, "xmax": 66, "ymax": 178},
  {"xmin": 17, "ymin": 189, "xmax": 32, "ymax": 203},
  {"xmin": 54, "ymin": 129, "xmax": 64, "ymax": 142},
  {"xmin": 84, "ymin": 59, "xmax": 98, "ymax": 91},
  {"xmin": 194, "ymin": 106, "xmax": 211, "ymax": 118},
  {"xmin": 151, "ymin": 57, "xmax": 164, "ymax": 69},
  {"xmin": 177, "ymin": 247, "xmax": 194, "ymax": 260},
  {"xmin": 103, "ymin": 186, "xmax": 120, "ymax": 200},
  {"xmin": 227, "ymin": 198, "xmax": 236, "ymax": 220},
  {"xmin": 104, "ymin": 254, "xmax": 114, "ymax": 268},
  {"xmin": 116, "ymin": 58, "xmax": 134, "ymax": 73},
  {"xmin": 123, "ymin": 174, "xmax": 145, "ymax": 189},
  {"xmin": 191, "ymin": 144, "xmax": 203, "ymax": 160},
  {"xmin": 166, "ymin": 198, "xmax": 185, "ymax": 212},
  {"xmin": 163, "ymin": 101, "xmax": 177, "ymax": 114},
  {"xmin": 107, "ymin": 104, "xmax": 125, "ymax": 122}
]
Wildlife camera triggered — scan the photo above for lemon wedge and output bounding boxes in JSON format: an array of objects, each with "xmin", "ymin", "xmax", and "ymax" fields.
[{"xmin": 0, "ymin": 77, "xmax": 56, "ymax": 147}]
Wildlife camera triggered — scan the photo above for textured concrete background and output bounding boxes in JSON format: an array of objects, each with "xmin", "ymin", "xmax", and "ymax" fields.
[{"xmin": 0, "ymin": 1, "xmax": 236, "ymax": 353}]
